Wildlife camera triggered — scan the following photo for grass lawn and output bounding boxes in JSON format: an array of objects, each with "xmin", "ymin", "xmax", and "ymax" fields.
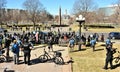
[
  {"xmin": 71, "ymin": 24, "xmax": 120, "ymax": 32},
  {"xmin": 88, "ymin": 28, "xmax": 120, "ymax": 32},
  {"xmin": 70, "ymin": 42, "xmax": 120, "ymax": 72}
]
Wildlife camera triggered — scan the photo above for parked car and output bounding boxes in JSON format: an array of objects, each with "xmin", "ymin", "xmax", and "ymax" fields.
[
  {"xmin": 109, "ymin": 32, "xmax": 120, "ymax": 39},
  {"xmin": 0, "ymin": 28, "xmax": 7, "ymax": 33}
]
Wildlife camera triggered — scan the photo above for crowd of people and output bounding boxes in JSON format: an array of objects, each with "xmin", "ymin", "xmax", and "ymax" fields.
[
  {"xmin": 0, "ymin": 31, "xmax": 35, "ymax": 65},
  {"xmin": 0, "ymin": 31, "xmax": 77, "ymax": 65},
  {"xmin": 67, "ymin": 33, "xmax": 118, "ymax": 70},
  {"xmin": 0, "ymin": 30, "xmax": 118, "ymax": 69},
  {"xmin": 68, "ymin": 32, "xmax": 105, "ymax": 52}
]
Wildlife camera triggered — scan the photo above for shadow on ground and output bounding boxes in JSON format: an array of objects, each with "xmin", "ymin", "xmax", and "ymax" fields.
[
  {"xmin": 55, "ymin": 49, "xmax": 65, "ymax": 52},
  {"xmin": 108, "ymin": 64, "xmax": 120, "ymax": 70},
  {"xmin": 72, "ymin": 49, "xmax": 86, "ymax": 52},
  {"xmin": 94, "ymin": 48, "xmax": 104, "ymax": 51}
]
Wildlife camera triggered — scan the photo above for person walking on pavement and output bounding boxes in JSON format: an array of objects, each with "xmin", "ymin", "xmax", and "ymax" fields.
[
  {"xmin": 11, "ymin": 40, "xmax": 20, "ymax": 65},
  {"xmin": 21, "ymin": 39, "xmax": 33, "ymax": 65},
  {"xmin": 103, "ymin": 44, "xmax": 116, "ymax": 70},
  {"xmin": 90, "ymin": 38, "xmax": 96, "ymax": 51}
]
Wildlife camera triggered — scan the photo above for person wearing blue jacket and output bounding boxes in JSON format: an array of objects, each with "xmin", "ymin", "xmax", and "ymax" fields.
[
  {"xmin": 11, "ymin": 40, "xmax": 20, "ymax": 65},
  {"xmin": 68, "ymin": 37, "xmax": 75, "ymax": 52},
  {"xmin": 105, "ymin": 37, "xmax": 111, "ymax": 48},
  {"xmin": 90, "ymin": 38, "xmax": 96, "ymax": 51}
]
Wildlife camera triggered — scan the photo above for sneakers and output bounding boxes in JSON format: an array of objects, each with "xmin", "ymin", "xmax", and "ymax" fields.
[
  {"xmin": 28, "ymin": 63, "xmax": 32, "ymax": 65},
  {"xmin": 103, "ymin": 67, "xmax": 108, "ymax": 70},
  {"xmin": 110, "ymin": 66, "xmax": 114, "ymax": 69},
  {"xmin": 14, "ymin": 62, "xmax": 19, "ymax": 65},
  {"xmin": 24, "ymin": 62, "xmax": 27, "ymax": 64}
]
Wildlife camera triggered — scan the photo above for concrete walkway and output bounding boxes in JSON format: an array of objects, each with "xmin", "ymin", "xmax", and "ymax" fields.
[{"xmin": 0, "ymin": 45, "xmax": 72, "ymax": 72}]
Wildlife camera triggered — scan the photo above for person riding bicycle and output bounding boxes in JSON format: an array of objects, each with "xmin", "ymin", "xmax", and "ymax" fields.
[{"xmin": 68, "ymin": 37, "xmax": 75, "ymax": 52}]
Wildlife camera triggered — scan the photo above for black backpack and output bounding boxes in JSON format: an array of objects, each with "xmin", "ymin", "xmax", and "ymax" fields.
[{"xmin": 23, "ymin": 43, "xmax": 29, "ymax": 50}]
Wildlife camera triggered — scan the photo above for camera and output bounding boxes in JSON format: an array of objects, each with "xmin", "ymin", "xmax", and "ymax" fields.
[{"xmin": 112, "ymin": 48, "xmax": 117, "ymax": 54}]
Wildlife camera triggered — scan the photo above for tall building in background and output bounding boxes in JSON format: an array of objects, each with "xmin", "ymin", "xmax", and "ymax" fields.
[{"xmin": 98, "ymin": 5, "xmax": 117, "ymax": 16}]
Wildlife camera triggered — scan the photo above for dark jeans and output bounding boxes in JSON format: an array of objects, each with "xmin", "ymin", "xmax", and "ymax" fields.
[
  {"xmin": 6, "ymin": 47, "xmax": 10, "ymax": 57},
  {"xmin": 24, "ymin": 51, "xmax": 31, "ymax": 64},
  {"xmin": 104, "ymin": 57, "xmax": 113, "ymax": 69},
  {"xmin": 91, "ymin": 45, "xmax": 95, "ymax": 51},
  {"xmin": 48, "ymin": 44, "xmax": 53, "ymax": 52}
]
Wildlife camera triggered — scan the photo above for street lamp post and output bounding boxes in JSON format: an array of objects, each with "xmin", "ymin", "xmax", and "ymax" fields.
[{"xmin": 76, "ymin": 15, "xmax": 85, "ymax": 51}]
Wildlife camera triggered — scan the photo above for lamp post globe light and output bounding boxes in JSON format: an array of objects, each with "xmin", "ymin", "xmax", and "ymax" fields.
[{"xmin": 76, "ymin": 15, "xmax": 85, "ymax": 51}]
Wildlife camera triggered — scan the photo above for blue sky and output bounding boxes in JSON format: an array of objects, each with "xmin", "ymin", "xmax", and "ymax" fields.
[{"xmin": 6, "ymin": 0, "xmax": 118, "ymax": 15}]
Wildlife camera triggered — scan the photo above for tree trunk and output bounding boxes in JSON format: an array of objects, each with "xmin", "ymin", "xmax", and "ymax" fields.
[
  {"xmin": 16, "ymin": 21, "xmax": 18, "ymax": 27},
  {"xmin": 33, "ymin": 21, "xmax": 36, "ymax": 31}
]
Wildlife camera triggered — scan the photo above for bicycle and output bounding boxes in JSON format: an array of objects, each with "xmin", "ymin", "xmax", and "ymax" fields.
[
  {"xmin": 1, "ymin": 67, "xmax": 15, "ymax": 72},
  {"xmin": 113, "ymin": 51, "xmax": 120, "ymax": 65},
  {"xmin": 38, "ymin": 46, "xmax": 64, "ymax": 65},
  {"xmin": 0, "ymin": 48, "xmax": 6, "ymax": 62}
]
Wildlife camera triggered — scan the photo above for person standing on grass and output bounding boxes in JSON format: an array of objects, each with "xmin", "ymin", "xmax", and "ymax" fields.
[
  {"xmin": 101, "ymin": 33, "xmax": 104, "ymax": 42},
  {"xmin": 90, "ymin": 38, "xmax": 96, "ymax": 51},
  {"xmin": 68, "ymin": 37, "xmax": 75, "ymax": 52},
  {"xmin": 86, "ymin": 35, "xmax": 91, "ymax": 46},
  {"xmin": 105, "ymin": 37, "xmax": 111, "ymax": 48},
  {"xmin": 81, "ymin": 34, "xmax": 86, "ymax": 45},
  {"xmin": 103, "ymin": 44, "xmax": 115, "ymax": 70}
]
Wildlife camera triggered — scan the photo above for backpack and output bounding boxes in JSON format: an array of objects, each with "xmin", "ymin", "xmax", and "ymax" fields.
[
  {"xmin": 23, "ymin": 43, "xmax": 29, "ymax": 50},
  {"xmin": 11, "ymin": 44, "xmax": 18, "ymax": 53}
]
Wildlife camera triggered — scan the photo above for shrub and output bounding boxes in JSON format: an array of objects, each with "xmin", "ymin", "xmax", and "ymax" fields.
[{"xmin": 86, "ymin": 24, "xmax": 114, "ymax": 28}]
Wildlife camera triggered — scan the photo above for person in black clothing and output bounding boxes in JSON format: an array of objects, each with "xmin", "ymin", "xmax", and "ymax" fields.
[
  {"xmin": 22, "ymin": 39, "xmax": 33, "ymax": 65},
  {"xmin": 5, "ymin": 35, "xmax": 11, "ymax": 61},
  {"xmin": 103, "ymin": 44, "xmax": 116, "ymax": 69},
  {"xmin": 48, "ymin": 36, "xmax": 53, "ymax": 52},
  {"xmin": 101, "ymin": 33, "xmax": 104, "ymax": 42},
  {"xmin": 81, "ymin": 34, "xmax": 86, "ymax": 45},
  {"xmin": 86, "ymin": 35, "xmax": 91, "ymax": 46}
]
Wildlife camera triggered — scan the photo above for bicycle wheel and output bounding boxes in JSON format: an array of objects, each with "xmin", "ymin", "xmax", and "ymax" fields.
[
  {"xmin": 0, "ymin": 55, "xmax": 6, "ymax": 62},
  {"xmin": 38, "ymin": 55, "xmax": 48, "ymax": 63},
  {"xmin": 54, "ymin": 57, "xmax": 64, "ymax": 65},
  {"xmin": 113, "ymin": 57, "xmax": 119, "ymax": 65}
]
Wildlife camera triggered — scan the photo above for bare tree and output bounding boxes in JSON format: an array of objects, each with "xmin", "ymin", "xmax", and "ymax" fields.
[
  {"xmin": 23, "ymin": 0, "xmax": 45, "ymax": 30},
  {"xmin": 0, "ymin": 0, "xmax": 7, "ymax": 27},
  {"xmin": 12, "ymin": 9, "xmax": 26, "ymax": 25},
  {"xmin": 96, "ymin": 9, "xmax": 106, "ymax": 23},
  {"xmin": 54, "ymin": 15, "xmax": 59, "ymax": 24},
  {"xmin": 72, "ymin": 0, "xmax": 96, "ymax": 16},
  {"xmin": 112, "ymin": 0, "xmax": 120, "ymax": 25}
]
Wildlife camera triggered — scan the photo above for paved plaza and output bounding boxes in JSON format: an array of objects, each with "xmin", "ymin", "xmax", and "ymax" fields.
[{"xmin": 0, "ymin": 45, "xmax": 72, "ymax": 72}]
